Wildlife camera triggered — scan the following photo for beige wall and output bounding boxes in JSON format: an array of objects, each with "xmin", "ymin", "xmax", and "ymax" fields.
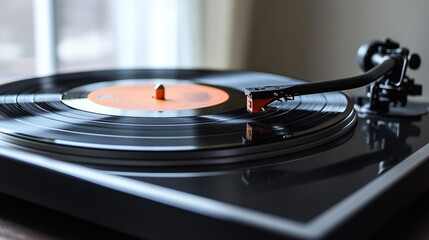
[
  {"xmin": 201, "ymin": 0, "xmax": 254, "ymax": 69},
  {"xmin": 233, "ymin": 0, "xmax": 429, "ymax": 100}
]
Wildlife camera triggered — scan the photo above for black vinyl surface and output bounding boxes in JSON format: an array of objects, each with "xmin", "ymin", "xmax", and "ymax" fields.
[{"xmin": 0, "ymin": 69, "xmax": 355, "ymax": 167}]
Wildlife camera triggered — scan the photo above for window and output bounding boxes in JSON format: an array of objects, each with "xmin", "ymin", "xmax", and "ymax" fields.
[{"xmin": 0, "ymin": 0, "xmax": 246, "ymax": 83}]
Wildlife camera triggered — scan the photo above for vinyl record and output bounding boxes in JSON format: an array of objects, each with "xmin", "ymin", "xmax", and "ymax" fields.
[{"xmin": 0, "ymin": 69, "xmax": 356, "ymax": 167}]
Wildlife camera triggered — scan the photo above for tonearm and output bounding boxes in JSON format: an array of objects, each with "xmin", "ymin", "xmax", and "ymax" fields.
[{"xmin": 245, "ymin": 38, "xmax": 422, "ymax": 114}]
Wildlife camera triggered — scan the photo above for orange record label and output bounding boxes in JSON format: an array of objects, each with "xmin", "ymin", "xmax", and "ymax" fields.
[{"xmin": 87, "ymin": 83, "xmax": 230, "ymax": 111}]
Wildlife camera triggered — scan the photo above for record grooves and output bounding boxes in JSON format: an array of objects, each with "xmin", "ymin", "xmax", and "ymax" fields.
[{"xmin": 0, "ymin": 69, "xmax": 356, "ymax": 167}]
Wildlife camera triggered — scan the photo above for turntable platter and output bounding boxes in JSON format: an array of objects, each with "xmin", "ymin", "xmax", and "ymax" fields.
[{"xmin": 0, "ymin": 69, "xmax": 356, "ymax": 167}]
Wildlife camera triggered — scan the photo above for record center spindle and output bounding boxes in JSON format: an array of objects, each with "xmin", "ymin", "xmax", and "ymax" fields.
[{"xmin": 154, "ymin": 83, "xmax": 165, "ymax": 100}]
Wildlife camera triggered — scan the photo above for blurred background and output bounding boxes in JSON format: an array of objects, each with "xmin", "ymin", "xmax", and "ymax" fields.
[{"xmin": 1, "ymin": 0, "xmax": 428, "ymax": 99}]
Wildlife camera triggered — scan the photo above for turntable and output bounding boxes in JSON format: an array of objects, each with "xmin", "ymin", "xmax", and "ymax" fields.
[{"xmin": 0, "ymin": 39, "xmax": 428, "ymax": 239}]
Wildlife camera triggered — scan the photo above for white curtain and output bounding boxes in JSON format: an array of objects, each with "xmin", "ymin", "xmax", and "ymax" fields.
[
  {"xmin": 111, "ymin": 0, "xmax": 202, "ymax": 68},
  {"xmin": 32, "ymin": 0, "xmax": 253, "ymax": 74}
]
